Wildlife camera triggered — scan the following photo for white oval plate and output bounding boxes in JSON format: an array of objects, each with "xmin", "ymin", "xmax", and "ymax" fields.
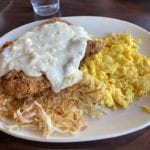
[{"xmin": 0, "ymin": 16, "xmax": 150, "ymax": 143}]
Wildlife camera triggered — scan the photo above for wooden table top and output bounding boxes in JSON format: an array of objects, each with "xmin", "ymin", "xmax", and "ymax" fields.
[{"xmin": 0, "ymin": 0, "xmax": 150, "ymax": 149}]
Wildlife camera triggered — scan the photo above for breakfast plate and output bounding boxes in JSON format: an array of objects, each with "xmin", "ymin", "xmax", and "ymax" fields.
[{"xmin": 0, "ymin": 16, "xmax": 150, "ymax": 142}]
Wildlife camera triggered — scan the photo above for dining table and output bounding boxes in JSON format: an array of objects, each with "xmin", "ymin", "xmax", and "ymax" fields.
[{"xmin": 0, "ymin": 0, "xmax": 150, "ymax": 149}]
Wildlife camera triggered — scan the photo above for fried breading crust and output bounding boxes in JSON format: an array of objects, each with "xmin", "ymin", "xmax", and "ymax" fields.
[
  {"xmin": 41, "ymin": 17, "xmax": 71, "ymax": 25},
  {"xmin": 0, "ymin": 18, "xmax": 102, "ymax": 99},
  {"xmin": 0, "ymin": 71, "xmax": 51, "ymax": 99}
]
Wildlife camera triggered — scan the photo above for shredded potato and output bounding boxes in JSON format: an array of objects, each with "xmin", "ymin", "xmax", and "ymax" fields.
[
  {"xmin": 0, "ymin": 33, "xmax": 149, "ymax": 136},
  {"xmin": 0, "ymin": 74, "xmax": 104, "ymax": 136}
]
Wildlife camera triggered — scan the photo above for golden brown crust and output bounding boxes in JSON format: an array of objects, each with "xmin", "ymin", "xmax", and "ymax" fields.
[
  {"xmin": 0, "ymin": 41, "xmax": 12, "ymax": 53},
  {"xmin": 41, "ymin": 17, "xmax": 71, "ymax": 26},
  {"xmin": 1, "ymin": 71, "xmax": 51, "ymax": 99},
  {"xmin": 81, "ymin": 40, "xmax": 102, "ymax": 64}
]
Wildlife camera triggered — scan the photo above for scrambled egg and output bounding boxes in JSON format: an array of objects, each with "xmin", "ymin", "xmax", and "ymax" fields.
[
  {"xmin": 142, "ymin": 105, "xmax": 150, "ymax": 113},
  {"xmin": 81, "ymin": 33, "xmax": 150, "ymax": 109}
]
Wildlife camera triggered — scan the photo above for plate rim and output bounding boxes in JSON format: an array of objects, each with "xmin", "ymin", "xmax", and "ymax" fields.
[{"xmin": 1, "ymin": 16, "xmax": 149, "ymax": 40}]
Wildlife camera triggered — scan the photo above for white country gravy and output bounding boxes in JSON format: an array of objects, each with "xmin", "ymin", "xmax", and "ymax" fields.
[{"xmin": 0, "ymin": 22, "xmax": 90, "ymax": 92}]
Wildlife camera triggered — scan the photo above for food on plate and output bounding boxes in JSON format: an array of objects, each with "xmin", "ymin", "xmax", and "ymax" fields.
[{"xmin": 0, "ymin": 18, "xmax": 149, "ymax": 136}]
